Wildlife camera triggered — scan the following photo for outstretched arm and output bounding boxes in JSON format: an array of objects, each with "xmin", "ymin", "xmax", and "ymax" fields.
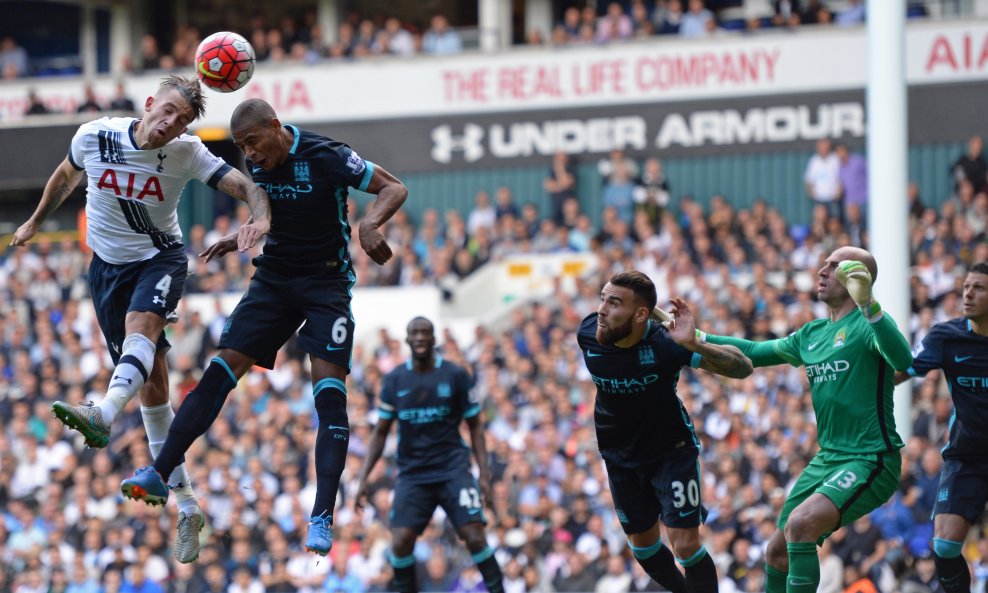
[
  {"xmin": 702, "ymin": 334, "xmax": 789, "ymax": 368},
  {"xmin": 11, "ymin": 157, "xmax": 85, "ymax": 246},
  {"xmin": 215, "ymin": 168, "xmax": 272, "ymax": 251},
  {"xmin": 466, "ymin": 413, "xmax": 492, "ymax": 505},
  {"xmin": 666, "ymin": 297, "xmax": 753, "ymax": 379},
  {"xmin": 836, "ymin": 260, "xmax": 913, "ymax": 371},
  {"xmin": 354, "ymin": 417, "xmax": 393, "ymax": 512},
  {"xmin": 358, "ymin": 165, "xmax": 408, "ymax": 265},
  {"xmin": 869, "ymin": 315, "xmax": 914, "ymax": 372}
]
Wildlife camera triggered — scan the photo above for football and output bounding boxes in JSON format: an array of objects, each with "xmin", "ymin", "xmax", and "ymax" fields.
[{"xmin": 194, "ymin": 31, "xmax": 256, "ymax": 93}]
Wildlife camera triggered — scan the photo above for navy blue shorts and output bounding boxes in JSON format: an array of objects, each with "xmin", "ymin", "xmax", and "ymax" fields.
[
  {"xmin": 605, "ymin": 446, "xmax": 707, "ymax": 534},
  {"xmin": 219, "ymin": 265, "xmax": 355, "ymax": 370},
  {"xmin": 390, "ymin": 472, "xmax": 487, "ymax": 533},
  {"xmin": 88, "ymin": 246, "xmax": 188, "ymax": 364},
  {"xmin": 933, "ymin": 458, "xmax": 988, "ymax": 522}
]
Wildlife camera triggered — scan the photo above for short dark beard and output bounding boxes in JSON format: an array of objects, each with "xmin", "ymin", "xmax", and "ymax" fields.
[{"xmin": 596, "ymin": 317, "xmax": 633, "ymax": 345}]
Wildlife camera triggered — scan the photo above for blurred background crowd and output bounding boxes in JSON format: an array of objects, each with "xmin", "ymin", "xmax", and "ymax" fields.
[
  {"xmin": 5, "ymin": 0, "xmax": 930, "ymax": 96},
  {"xmin": 1, "ymin": 128, "xmax": 987, "ymax": 593}
]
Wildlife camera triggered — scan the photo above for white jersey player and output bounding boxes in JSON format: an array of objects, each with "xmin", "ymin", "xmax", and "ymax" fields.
[
  {"xmin": 11, "ymin": 75, "xmax": 271, "ymax": 563},
  {"xmin": 70, "ymin": 115, "xmax": 228, "ymax": 263}
]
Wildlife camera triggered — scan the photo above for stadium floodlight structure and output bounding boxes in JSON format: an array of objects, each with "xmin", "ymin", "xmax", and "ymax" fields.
[{"xmin": 868, "ymin": 1, "xmax": 911, "ymax": 439}]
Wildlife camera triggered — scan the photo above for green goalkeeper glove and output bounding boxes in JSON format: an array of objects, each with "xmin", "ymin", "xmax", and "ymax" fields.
[
  {"xmin": 836, "ymin": 260, "xmax": 882, "ymax": 321},
  {"xmin": 651, "ymin": 306, "xmax": 673, "ymax": 328}
]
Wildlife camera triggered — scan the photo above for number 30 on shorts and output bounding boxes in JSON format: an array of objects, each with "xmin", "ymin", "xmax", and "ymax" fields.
[{"xmin": 671, "ymin": 479, "xmax": 700, "ymax": 508}]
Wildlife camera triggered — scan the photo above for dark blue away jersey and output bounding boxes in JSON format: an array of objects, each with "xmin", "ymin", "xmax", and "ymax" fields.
[
  {"xmin": 577, "ymin": 313, "xmax": 703, "ymax": 468},
  {"xmin": 247, "ymin": 125, "xmax": 374, "ymax": 271},
  {"xmin": 378, "ymin": 357, "xmax": 479, "ymax": 482},
  {"xmin": 909, "ymin": 318, "xmax": 988, "ymax": 460}
]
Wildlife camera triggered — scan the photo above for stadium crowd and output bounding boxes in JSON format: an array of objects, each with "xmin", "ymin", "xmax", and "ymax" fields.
[
  {"xmin": 0, "ymin": 145, "xmax": 986, "ymax": 593},
  {"xmin": 9, "ymin": 0, "xmax": 936, "ymax": 84}
]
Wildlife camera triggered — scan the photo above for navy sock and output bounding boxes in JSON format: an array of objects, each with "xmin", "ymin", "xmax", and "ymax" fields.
[
  {"xmin": 389, "ymin": 553, "xmax": 418, "ymax": 593},
  {"xmin": 679, "ymin": 547, "xmax": 717, "ymax": 593},
  {"xmin": 472, "ymin": 546, "xmax": 504, "ymax": 593},
  {"xmin": 935, "ymin": 553, "xmax": 971, "ymax": 593},
  {"xmin": 153, "ymin": 358, "xmax": 237, "ymax": 478},
  {"xmin": 311, "ymin": 379, "xmax": 349, "ymax": 518},
  {"xmin": 632, "ymin": 541, "xmax": 687, "ymax": 593}
]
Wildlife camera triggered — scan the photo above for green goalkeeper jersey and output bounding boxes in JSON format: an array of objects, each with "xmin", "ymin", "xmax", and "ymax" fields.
[{"xmin": 707, "ymin": 309, "xmax": 912, "ymax": 456}]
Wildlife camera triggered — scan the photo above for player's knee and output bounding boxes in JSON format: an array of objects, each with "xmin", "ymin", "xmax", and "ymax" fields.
[
  {"xmin": 460, "ymin": 526, "xmax": 488, "ymax": 553},
  {"xmin": 123, "ymin": 333, "xmax": 156, "ymax": 373},
  {"xmin": 314, "ymin": 383, "xmax": 348, "ymax": 419},
  {"xmin": 668, "ymin": 529, "xmax": 701, "ymax": 560},
  {"xmin": 392, "ymin": 530, "xmax": 416, "ymax": 556},
  {"xmin": 766, "ymin": 543, "xmax": 789, "ymax": 571},
  {"xmin": 933, "ymin": 538, "xmax": 964, "ymax": 559},
  {"xmin": 783, "ymin": 513, "xmax": 819, "ymax": 543}
]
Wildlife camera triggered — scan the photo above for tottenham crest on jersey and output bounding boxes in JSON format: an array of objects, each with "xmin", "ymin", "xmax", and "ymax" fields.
[
  {"xmin": 294, "ymin": 160, "xmax": 310, "ymax": 183},
  {"xmin": 638, "ymin": 346, "xmax": 656, "ymax": 366},
  {"xmin": 833, "ymin": 330, "xmax": 846, "ymax": 348}
]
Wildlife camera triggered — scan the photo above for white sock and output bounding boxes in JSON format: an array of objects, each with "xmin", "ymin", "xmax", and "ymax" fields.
[
  {"xmin": 99, "ymin": 333, "xmax": 156, "ymax": 424},
  {"xmin": 142, "ymin": 403, "xmax": 199, "ymax": 514}
]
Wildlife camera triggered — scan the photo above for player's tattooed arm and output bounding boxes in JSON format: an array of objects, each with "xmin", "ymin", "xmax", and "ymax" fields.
[
  {"xmin": 695, "ymin": 343, "xmax": 754, "ymax": 379},
  {"xmin": 216, "ymin": 168, "xmax": 271, "ymax": 251},
  {"xmin": 665, "ymin": 297, "xmax": 753, "ymax": 379},
  {"xmin": 12, "ymin": 157, "xmax": 85, "ymax": 246}
]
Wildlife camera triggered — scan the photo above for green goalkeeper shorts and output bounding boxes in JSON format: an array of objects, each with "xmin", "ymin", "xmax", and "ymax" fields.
[{"xmin": 777, "ymin": 449, "xmax": 901, "ymax": 541}]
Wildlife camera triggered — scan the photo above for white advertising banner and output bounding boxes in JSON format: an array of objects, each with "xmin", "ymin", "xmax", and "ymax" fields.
[{"xmin": 1, "ymin": 19, "xmax": 986, "ymax": 127}]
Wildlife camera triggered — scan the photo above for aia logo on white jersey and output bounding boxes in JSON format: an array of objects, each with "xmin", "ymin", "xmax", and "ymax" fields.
[{"xmin": 97, "ymin": 169, "xmax": 164, "ymax": 201}]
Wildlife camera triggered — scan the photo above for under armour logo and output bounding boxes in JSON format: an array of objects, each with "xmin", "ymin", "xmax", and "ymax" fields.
[
  {"xmin": 111, "ymin": 342, "xmax": 121, "ymax": 355},
  {"xmin": 152, "ymin": 296, "xmax": 166, "ymax": 306},
  {"xmin": 156, "ymin": 150, "xmax": 167, "ymax": 172},
  {"xmin": 431, "ymin": 124, "xmax": 484, "ymax": 163},
  {"xmin": 112, "ymin": 375, "xmax": 133, "ymax": 385}
]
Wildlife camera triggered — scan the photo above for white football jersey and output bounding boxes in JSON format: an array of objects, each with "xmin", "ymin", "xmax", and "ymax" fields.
[{"xmin": 69, "ymin": 117, "xmax": 230, "ymax": 264}]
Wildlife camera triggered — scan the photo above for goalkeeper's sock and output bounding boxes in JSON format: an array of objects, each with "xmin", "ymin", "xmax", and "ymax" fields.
[
  {"xmin": 786, "ymin": 542, "xmax": 820, "ymax": 593},
  {"xmin": 766, "ymin": 565, "xmax": 788, "ymax": 593}
]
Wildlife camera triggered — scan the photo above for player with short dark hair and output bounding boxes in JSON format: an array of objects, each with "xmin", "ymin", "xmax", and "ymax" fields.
[
  {"xmin": 120, "ymin": 98, "xmax": 408, "ymax": 557},
  {"xmin": 354, "ymin": 316, "xmax": 503, "ymax": 593},
  {"xmin": 578, "ymin": 271, "xmax": 754, "ymax": 593},
  {"xmin": 11, "ymin": 74, "xmax": 271, "ymax": 564},
  {"xmin": 699, "ymin": 247, "xmax": 913, "ymax": 593},
  {"xmin": 895, "ymin": 262, "xmax": 988, "ymax": 593}
]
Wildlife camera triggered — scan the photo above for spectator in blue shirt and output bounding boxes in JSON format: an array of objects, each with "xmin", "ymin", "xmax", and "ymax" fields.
[
  {"xmin": 423, "ymin": 14, "xmax": 462, "ymax": 55},
  {"xmin": 836, "ymin": 143, "xmax": 869, "ymax": 222},
  {"xmin": 65, "ymin": 564, "xmax": 101, "ymax": 593},
  {"xmin": 836, "ymin": 0, "xmax": 866, "ymax": 26},
  {"xmin": 871, "ymin": 491, "xmax": 916, "ymax": 545},
  {"xmin": 121, "ymin": 565, "xmax": 165, "ymax": 593},
  {"xmin": 679, "ymin": 0, "xmax": 714, "ymax": 37},
  {"xmin": 0, "ymin": 36, "xmax": 29, "ymax": 78},
  {"xmin": 325, "ymin": 552, "xmax": 365, "ymax": 593},
  {"xmin": 912, "ymin": 448, "xmax": 942, "ymax": 521}
]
